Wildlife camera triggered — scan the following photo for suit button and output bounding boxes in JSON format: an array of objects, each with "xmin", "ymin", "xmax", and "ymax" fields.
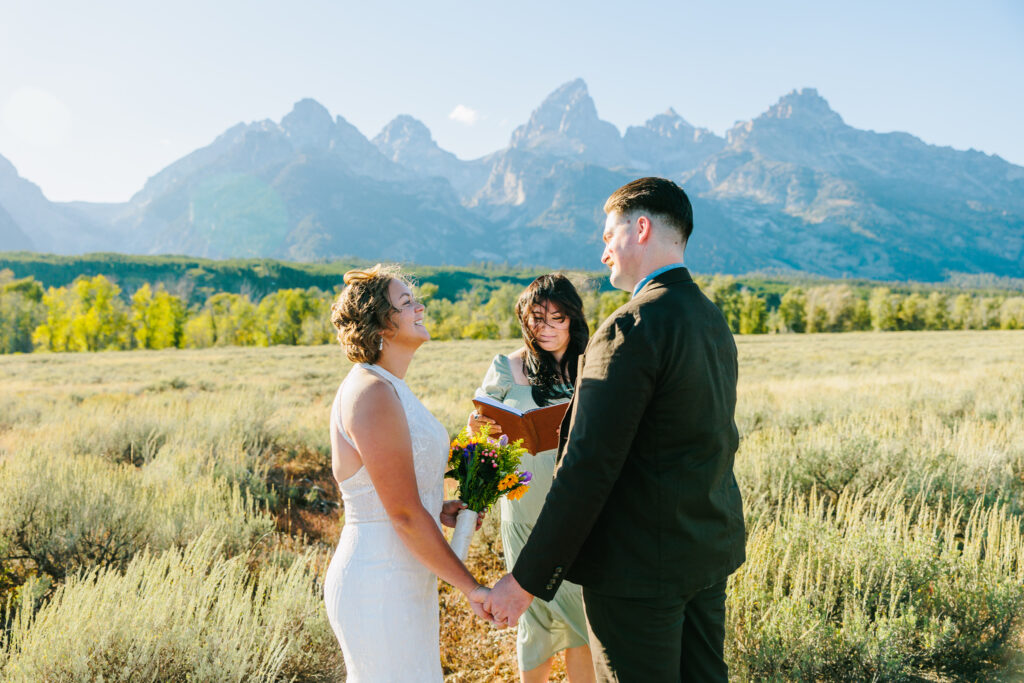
[{"xmin": 546, "ymin": 582, "xmax": 555, "ymax": 590}]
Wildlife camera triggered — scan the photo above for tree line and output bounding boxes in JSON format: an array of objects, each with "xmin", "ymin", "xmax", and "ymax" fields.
[{"xmin": 1, "ymin": 269, "xmax": 1023, "ymax": 354}]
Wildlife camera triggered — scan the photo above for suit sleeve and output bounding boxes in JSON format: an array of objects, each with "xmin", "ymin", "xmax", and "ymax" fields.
[{"xmin": 512, "ymin": 312, "xmax": 656, "ymax": 599}]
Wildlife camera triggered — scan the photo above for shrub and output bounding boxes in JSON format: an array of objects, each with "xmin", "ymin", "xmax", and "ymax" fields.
[
  {"xmin": 0, "ymin": 450, "xmax": 273, "ymax": 582},
  {"xmin": 728, "ymin": 485, "xmax": 1024, "ymax": 680},
  {"xmin": 0, "ymin": 534, "xmax": 342, "ymax": 681}
]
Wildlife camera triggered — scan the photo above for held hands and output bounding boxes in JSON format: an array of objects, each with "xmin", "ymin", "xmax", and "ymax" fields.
[
  {"xmin": 464, "ymin": 575, "xmax": 533, "ymax": 628},
  {"xmin": 467, "ymin": 410, "xmax": 503, "ymax": 438},
  {"xmin": 440, "ymin": 500, "xmax": 485, "ymax": 530},
  {"xmin": 482, "ymin": 573, "xmax": 533, "ymax": 629},
  {"xmin": 466, "ymin": 584, "xmax": 497, "ymax": 625}
]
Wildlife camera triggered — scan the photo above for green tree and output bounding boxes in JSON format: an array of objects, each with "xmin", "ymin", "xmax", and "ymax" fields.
[
  {"xmin": 850, "ymin": 299, "xmax": 871, "ymax": 331},
  {"xmin": 461, "ymin": 319, "xmax": 501, "ymax": 339},
  {"xmin": 298, "ymin": 294, "xmax": 334, "ymax": 345},
  {"xmin": 705, "ymin": 276, "xmax": 741, "ymax": 333},
  {"xmin": 868, "ymin": 288, "xmax": 900, "ymax": 331},
  {"xmin": 258, "ymin": 288, "xmax": 321, "ymax": 346},
  {"xmin": 597, "ymin": 291, "xmax": 630, "ymax": 326},
  {"xmin": 33, "ymin": 276, "xmax": 129, "ymax": 352},
  {"xmin": 0, "ymin": 277, "xmax": 44, "ymax": 353},
  {"xmin": 923, "ymin": 292, "xmax": 949, "ymax": 330},
  {"xmin": 480, "ymin": 283, "xmax": 522, "ymax": 339},
  {"xmin": 897, "ymin": 293, "xmax": 926, "ymax": 331},
  {"xmin": 416, "ymin": 282, "xmax": 439, "ymax": 306},
  {"xmin": 971, "ymin": 297, "xmax": 1002, "ymax": 330},
  {"xmin": 184, "ymin": 293, "xmax": 261, "ymax": 348},
  {"xmin": 738, "ymin": 291, "xmax": 767, "ymax": 334},
  {"xmin": 68, "ymin": 275, "xmax": 130, "ymax": 351},
  {"xmin": 131, "ymin": 284, "xmax": 187, "ymax": 349},
  {"xmin": 33, "ymin": 286, "xmax": 73, "ymax": 351},
  {"xmin": 951, "ymin": 294, "xmax": 973, "ymax": 330},
  {"xmin": 777, "ymin": 288, "xmax": 806, "ymax": 333},
  {"xmin": 1000, "ymin": 298, "xmax": 1024, "ymax": 330},
  {"xmin": 804, "ymin": 286, "xmax": 860, "ymax": 333}
]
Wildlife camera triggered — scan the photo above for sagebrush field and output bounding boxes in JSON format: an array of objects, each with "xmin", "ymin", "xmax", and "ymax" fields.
[{"xmin": 2, "ymin": 331, "xmax": 1023, "ymax": 681}]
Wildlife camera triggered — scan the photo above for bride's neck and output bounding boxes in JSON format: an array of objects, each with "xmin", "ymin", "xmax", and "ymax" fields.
[{"xmin": 375, "ymin": 346, "xmax": 416, "ymax": 379}]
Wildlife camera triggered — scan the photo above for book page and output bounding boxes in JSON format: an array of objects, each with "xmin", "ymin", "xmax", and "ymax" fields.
[{"xmin": 472, "ymin": 393, "xmax": 525, "ymax": 417}]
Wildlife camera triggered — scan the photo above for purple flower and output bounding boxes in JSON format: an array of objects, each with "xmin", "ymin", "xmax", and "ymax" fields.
[
  {"xmin": 519, "ymin": 471, "xmax": 533, "ymax": 484},
  {"xmin": 498, "ymin": 434, "xmax": 509, "ymax": 447}
]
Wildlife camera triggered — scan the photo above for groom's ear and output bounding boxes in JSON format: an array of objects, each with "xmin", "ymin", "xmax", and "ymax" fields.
[{"xmin": 636, "ymin": 215, "xmax": 653, "ymax": 244}]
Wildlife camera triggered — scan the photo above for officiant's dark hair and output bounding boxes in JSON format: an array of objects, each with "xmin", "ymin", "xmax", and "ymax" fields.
[
  {"xmin": 515, "ymin": 274, "xmax": 589, "ymax": 407},
  {"xmin": 604, "ymin": 177, "xmax": 693, "ymax": 243},
  {"xmin": 331, "ymin": 263, "xmax": 410, "ymax": 364}
]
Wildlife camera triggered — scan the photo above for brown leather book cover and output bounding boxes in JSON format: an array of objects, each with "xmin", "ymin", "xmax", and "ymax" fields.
[{"xmin": 472, "ymin": 396, "xmax": 570, "ymax": 454}]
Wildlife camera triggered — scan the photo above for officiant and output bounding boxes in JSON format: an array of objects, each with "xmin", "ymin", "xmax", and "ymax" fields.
[{"xmin": 467, "ymin": 273, "xmax": 595, "ymax": 683}]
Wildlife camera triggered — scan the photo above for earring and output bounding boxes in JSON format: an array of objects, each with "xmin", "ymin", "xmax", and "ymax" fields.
[{"xmin": 378, "ymin": 336, "xmax": 384, "ymax": 351}]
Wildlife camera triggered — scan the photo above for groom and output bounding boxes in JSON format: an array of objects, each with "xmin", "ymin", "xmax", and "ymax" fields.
[{"xmin": 484, "ymin": 177, "xmax": 745, "ymax": 681}]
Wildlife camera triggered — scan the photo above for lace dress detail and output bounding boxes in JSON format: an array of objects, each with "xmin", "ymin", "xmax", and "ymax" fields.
[{"xmin": 323, "ymin": 363, "xmax": 450, "ymax": 682}]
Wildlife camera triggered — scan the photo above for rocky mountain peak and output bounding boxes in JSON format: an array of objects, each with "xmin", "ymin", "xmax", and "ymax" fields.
[
  {"xmin": 281, "ymin": 98, "xmax": 335, "ymax": 149},
  {"xmin": 509, "ymin": 78, "xmax": 626, "ymax": 166},
  {"xmin": 760, "ymin": 88, "xmax": 843, "ymax": 126},
  {"xmin": 374, "ymin": 115, "xmax": 435, "ymax": 150},
  {"xmin": 511, "ymin": 79, "xmax": 599, "ymax": 144},
  {"xmin": 643, "ymin": 108, "xmax": 696, "ymax": 136}
]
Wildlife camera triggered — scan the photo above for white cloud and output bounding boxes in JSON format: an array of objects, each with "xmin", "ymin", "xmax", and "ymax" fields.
[
  {"xmin": 1, "ymin": 87, "xmax": 72, "ymax": 148},
  {"xmin": 448, "ymin": 104, "xmax": 479, "ymax": 126}
]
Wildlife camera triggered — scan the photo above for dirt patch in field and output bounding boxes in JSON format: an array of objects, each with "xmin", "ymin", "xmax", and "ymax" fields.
[{"xmin": 266, "ymin": 445, "xmax": 343, "ymax": 544}]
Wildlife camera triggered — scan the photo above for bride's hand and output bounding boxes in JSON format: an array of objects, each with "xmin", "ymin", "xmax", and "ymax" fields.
[
  {"xmin": 466, "ymin": 584, "xmax": 497, "ymax": 625},
  {"xmin": 440, "ymin": 500, "xmax": 485, "ymax": 529}
]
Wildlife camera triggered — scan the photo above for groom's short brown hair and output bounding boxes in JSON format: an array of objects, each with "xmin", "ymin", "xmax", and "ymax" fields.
[{"xmin": 604, "ymin": 177, "xmax": 693, "ymax": 243}]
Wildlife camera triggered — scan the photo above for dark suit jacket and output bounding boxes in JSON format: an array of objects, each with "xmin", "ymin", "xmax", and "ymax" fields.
[{"xmin": 512, "ymin": 267, "xmax": 745, "ymax": 600}]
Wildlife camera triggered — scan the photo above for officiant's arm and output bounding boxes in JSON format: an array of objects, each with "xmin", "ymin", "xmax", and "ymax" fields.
[
  {"xmin": 511, "ymin": 312, "xmax": 656, "ymax": 600},
  {"xmin": 347, "ymin": 379, "xmax": 484, "ymax": 599}
]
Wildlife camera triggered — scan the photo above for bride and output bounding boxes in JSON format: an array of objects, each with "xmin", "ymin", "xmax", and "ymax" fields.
[{"xmin": 324, "ymin": 264, "xmax": 491, "ymax": 681}]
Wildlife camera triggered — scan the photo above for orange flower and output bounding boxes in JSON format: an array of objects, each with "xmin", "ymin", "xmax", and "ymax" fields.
[{"xmin": 506, "ymin": 485, "xmax": 529, "ymax": 501}]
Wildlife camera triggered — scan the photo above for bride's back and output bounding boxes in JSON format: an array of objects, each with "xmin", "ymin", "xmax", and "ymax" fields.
[{"xmin": 330, "ymin": 365, "xmax": 380, "ymax": 485}]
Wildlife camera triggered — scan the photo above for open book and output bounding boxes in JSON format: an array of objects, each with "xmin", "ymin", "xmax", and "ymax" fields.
[{"xmin": 472, "ymin": 394, "xmax": 570, "ymax": 454}]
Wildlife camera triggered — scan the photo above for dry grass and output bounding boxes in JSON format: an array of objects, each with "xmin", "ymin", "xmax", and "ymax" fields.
[{"xmin": 1, "ymin": 330, "xmax": 1023, "ymax": 680}]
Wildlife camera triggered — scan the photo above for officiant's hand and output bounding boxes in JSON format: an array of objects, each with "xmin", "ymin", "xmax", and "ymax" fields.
[
  {"xmin": 483, "ymin": 573, "xmax": 533, "ymax": 628},
  {"xmin": 467, "ymin": 411, "xmax": 503, "ymax": 438},
  {"xmin": 440, "ymin": 500, "xmax": 485, "ymax": 530},
  {"xmin": 467, "ymin": 584, "xmax": 498, "ymax": 625}
]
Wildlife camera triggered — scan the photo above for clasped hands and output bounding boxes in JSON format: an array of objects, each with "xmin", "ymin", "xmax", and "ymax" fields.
[
  {"xmin": 439, "ymin": 500, "xmax": 533, "ymax": 627},
  {"xmin": 467, "ymin": 574, "xmax": 534, "ymax": 628}
]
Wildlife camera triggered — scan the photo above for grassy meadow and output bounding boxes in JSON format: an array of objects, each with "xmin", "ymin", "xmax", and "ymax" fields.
[{"xmin": 1, "ymin": 330, "xmax": 1023, "ymax": 681}]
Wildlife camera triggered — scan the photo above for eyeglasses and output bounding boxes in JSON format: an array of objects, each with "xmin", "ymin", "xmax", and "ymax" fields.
[{"xmin": 528, "ymin": 314, "xmax": 569, "ymax": 329}]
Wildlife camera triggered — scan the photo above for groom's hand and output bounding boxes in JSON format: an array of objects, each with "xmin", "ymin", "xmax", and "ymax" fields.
[{"xmin": 483, "ymin": 573, "xmax": 533, "ymax": 628}]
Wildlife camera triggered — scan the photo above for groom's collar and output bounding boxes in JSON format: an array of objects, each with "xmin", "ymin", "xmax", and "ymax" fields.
[{"xmin": 632, "ymin": 263, "xmax": 688, "ymax": 298}]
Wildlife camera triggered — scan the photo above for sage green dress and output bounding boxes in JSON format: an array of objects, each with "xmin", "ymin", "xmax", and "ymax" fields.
[{"xmin": 476, "ymin": 354, "xmax": 589, "ymax": 672}]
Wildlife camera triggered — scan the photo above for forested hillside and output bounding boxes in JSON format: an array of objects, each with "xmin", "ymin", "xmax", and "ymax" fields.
[{"xmin": 2, "ymin": 254, "xmax": 1023, "ymax": 355}]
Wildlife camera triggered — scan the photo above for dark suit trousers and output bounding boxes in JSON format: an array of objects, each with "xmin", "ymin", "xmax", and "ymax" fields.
[{"xmin": 582, "ymin": 580, "xmax": 728, "ymax": 683}]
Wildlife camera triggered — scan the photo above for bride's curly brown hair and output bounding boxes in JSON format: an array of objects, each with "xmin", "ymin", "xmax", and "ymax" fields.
[{"xmin": 330, "ymin": 264, "xmax": 410, "ymax": 364}]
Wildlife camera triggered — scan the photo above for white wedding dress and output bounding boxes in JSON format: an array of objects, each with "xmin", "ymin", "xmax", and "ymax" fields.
[{"xmin": 323, "ymin": 363, "xmax": 450, "ymax": 682}]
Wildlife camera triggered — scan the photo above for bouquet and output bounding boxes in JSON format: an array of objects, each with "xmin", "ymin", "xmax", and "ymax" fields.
[{"xmin": 445, "ymin": 426, "xmax": 531, "ymax": 560}]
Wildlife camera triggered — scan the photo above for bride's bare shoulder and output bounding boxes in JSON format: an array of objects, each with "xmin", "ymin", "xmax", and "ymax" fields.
[{"xmin": 341, "ymin": 367, "xmax": 399, "ymax": 406}]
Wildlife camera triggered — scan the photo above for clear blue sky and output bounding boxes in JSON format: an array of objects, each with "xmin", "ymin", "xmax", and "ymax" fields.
[{"xmin": 1, "ymin": 0, "xmax": 1022, "ymax": 203}]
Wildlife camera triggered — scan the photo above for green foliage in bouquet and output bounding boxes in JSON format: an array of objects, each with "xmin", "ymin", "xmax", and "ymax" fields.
[{"xmin": 446, "ymin": 427, "xmax": 532, "ymax": 513}]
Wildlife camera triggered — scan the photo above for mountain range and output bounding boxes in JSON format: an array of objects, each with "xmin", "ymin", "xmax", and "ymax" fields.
[{"xmin": 1, "ymin": 78, "xmax": 1022, "ymax": 281}]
